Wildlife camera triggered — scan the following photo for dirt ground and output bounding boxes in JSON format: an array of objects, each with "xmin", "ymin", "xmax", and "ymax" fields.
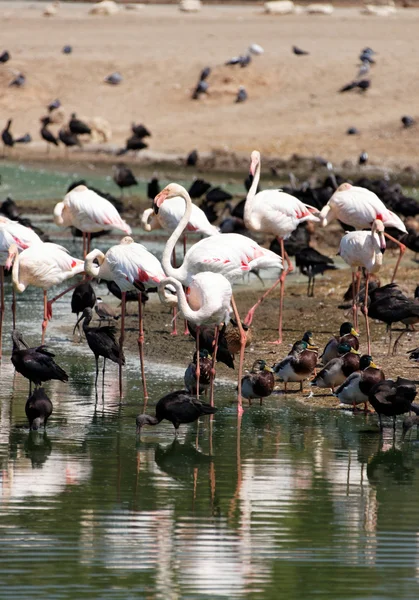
[{"xmin": 2, "ymin": 2, "xmax": 419, "ymax": 171}]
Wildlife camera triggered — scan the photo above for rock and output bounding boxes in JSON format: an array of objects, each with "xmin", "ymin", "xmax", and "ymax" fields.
[
  {"xmin": 179, "ymin": 0, "xmax": 202, "ymax": 12},
  {"xmin": 362, "ymin": 1, "xmax": 397, "ymax": 15},
  {"xmin": 264, "ymin": 1, "xmax": 295, "ymax": 15},
  {"xmin": 305, "ymin": 3, "xmax": 334, "ymax": 14},
  {"xmin": 89, "ymin": 1, "xmax": 120, "ymax": 16}
]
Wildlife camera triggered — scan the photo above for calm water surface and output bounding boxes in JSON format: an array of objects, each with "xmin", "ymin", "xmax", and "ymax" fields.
[
  {"xmin": 0, "ymin": 281, "xmax": 419, "ymax": 600},
  {"xmin": 1, "ymin": 164, "xmax": 419, "ymax": 598}
]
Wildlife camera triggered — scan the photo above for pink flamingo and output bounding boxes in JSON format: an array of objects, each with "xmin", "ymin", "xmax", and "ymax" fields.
[
  {"xmin": 6, "ymin": 242, "xmax": 84, "ymax": 343},
  {"xmin": 338, "ymin": 219, "xmax": 386, "ymax": 355},
  {"xmin": 154, "ymin": 183, "xmax": 282, "ymax": 414},
  {"xmin": 243, "ymin": 150, "xmax": 320, "ymax": 343},
  {"xmin": 53, "ymin": 185, "xmax": 131, "ymax": 257},
  {"xmin": 142, "ymin": 197, "xmax": 218, "ymax": 335},
  {"xmin": 0, "ymin": 218, "xmax": 42, "ymax": 357},
  {"xmin": 320, "ymin": 183, "xmax": 407, "ymax": 282},
  {"xmin": 159, "ymin": 272, "xmax": 232, "ymax": 405},
  {"xmin": 84, "ymin": 236, "xmax": 166, "ymax": 398}
]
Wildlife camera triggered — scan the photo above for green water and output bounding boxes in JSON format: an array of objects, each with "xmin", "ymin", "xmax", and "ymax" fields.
[{"xmin": 1, "ymin": 277, "xmax": 419, "ymax": 599}]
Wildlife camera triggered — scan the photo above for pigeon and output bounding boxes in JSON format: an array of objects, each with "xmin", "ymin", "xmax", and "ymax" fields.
[
  {"xmin": 359, "ymin": 151, "xmax": 368, "ymax": 165},
  {"xmin": 186, "ymin": 149, "xmax": 198, "ymax": 167},
  {"xmin": 235, "ymin": 86, "xmax": 247, "ymax": 103},
  {"xmin": 105, "ymin": 72, "xmax": 123, "ymax": 85},
  {"xmin": 249, "ymin": 43, "xmax": 264, "ymax": 55},
  {"xmin": 192, "ymin": 80, "xmax": 208, "ymax": 100},
  {"xmin": 62, "ymin": 45, "xmax": 72, "ymax": 54},
  {"xmin": 200, "ymin": 66, "xmax": 211, "ymax": 81},
  {"xmin": 14, "ymin": 133, "xmax": 31, "ymax": 144},
  {"xmin": 357, "ymin": 61, "xmax": 370, "ymax": 78},
  {"xmin": 48, "ymin": 98, "xmax": 61, "ymax": 112},
  {"xmin": 9, "ymin": 73, "xmax": 25, "ymax": 87},
  {"xmin": 293, "ymin": 45, "xmax": 309, "ymax": 56},
  {"xmin": 359, "ymin": 48, "xmax": 376, "ymax": 64},
  {"xmin": 339, "ymin": 79, "xmax": 370, "ymax": 93},
  {"xmin": 402, "ymin": 115, "xmax": 415, "ymax": 128},
  {"xmin": 0, "ymin": 50, "xmax": 10, "ymax": 63},
  {"xmin": 226, "ymin": 54, "xmax": 251, "ymax": 68},
  {"xmin": 347, "ymin": 127, "xmax": 359, "ymax": 135}
]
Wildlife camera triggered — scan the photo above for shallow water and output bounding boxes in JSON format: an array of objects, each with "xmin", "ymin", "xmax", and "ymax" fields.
[{"xmin": 1, "ymin": 276, "xmax": 419, "ymax": 600}]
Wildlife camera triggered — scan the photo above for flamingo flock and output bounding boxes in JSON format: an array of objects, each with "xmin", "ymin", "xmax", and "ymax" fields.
[{"xmin": 2, "ymin": 149, "xmax": 419, "ymax": 435}]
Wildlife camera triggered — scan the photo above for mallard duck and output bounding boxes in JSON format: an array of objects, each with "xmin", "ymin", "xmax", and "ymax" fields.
[
  {"xmin": 335, "ymin": 355, "xmax": 385, "ymax": 411},
  {"xmin": 320, "ymin": 322, "xmax": 359, "ymax": 365},
  {"xmin": 224, "ymin": 319, "xmax": 253, "ymax": 356},
  {"xmin": 311, "ymin": 343, "xmax": 360, "ymax": 392},
  {"xmin": 275, "ymin": 340, "xmax": 318, "ymax": 392},
  {"xmin": 136, "ymin": 390, "xmax": 217, "ymax": 435},
  {"xmin": 369, "ymin": 377, "xmax": 417, "ymax": 431},
  {"xmin": 184, "ymin": 349, "xmax": 212, "ymax": 395},
  {"xmin": 288, "ymin": 330, "xmax": 316, "ymax": 355},
  {"xmin": 241, "ymin": 359, "xmax": 274, "ymax": 405}
]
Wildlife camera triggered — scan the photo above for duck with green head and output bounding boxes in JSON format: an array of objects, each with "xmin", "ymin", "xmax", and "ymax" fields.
[
  {"xmin": 274, "ymin": 339, "xmax": 319, "ymax": 392},
  {"xmin": 184, "ymin": 349, "xmax": 212, "ymax": 396},
  {"xmin": 321, "ymin": 322, "xmax": 359, "ymax": 365},
  {"xmin": 311, "ymin": 343, "xmax": 360, "ymax": 393},
  {"xmin": 241, "ymin": 359, "xmax": 275, "ymax": 405},
  {"xmin": 335, "ymin": 354, "xmax": 385, "ymax": 411}
]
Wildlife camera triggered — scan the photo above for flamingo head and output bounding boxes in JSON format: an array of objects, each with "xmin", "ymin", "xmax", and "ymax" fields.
[
  {"xmin": 249, "ymin": 150, "xmax": 260, "ymax": 177},
  {"xmin": 372, "ymin": 219, "xmax": 386, "ymax": 251},
  {"xmin": 154, "ymin": 183, "xmax": 187, "ymax": 213},
  {"xmin": 5, "ymin": 243, "xmax": 18, "ymax": 270}
]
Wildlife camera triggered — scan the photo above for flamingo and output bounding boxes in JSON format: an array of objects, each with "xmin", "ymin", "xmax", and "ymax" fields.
[
  {"xmin": 153, "ymin": 182, "xmax": 282, "ymax": 414},
  {"xmin": 142, "ymin": 197, "xmax": 218, "ymax": 336},
  {"xmin": 0, "ymin": 218, "xmax": 42, "ymax": 357},
  {"xmin": 6, "ymin": 242, "xmax": 84, "ymax": 343},
  {"xmin": 53, "ymin": 185, "xmax": 131, "ymax": 256},
  {"xmin": 159, "ymin": 272, "xmax": 232, "ymax": 405},
  {"xmin": 320, "ymin": 183, "xmax": 407, "ymax": 282},
  {"xmin": 84, "ymin": 236, "xmax": 167, "ymax": 398},
  {"xmin": 338, "ymin": 219, "xmax": 386, "ymax": 354},
  {"xmin": 243, "ymin": 150, "xmax": 320, "ymax": 343}
]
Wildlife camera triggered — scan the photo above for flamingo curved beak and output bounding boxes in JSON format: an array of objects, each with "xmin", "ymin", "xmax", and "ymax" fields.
[{"xmin": 154, "ymin": 188, "xmax": 170, "ymax": 213}]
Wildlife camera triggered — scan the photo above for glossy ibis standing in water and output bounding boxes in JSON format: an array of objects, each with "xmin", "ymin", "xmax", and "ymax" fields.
[
  {"xmin": 71, "ymin": 280, "xmax": 96, "ymax": 335},
  {"xmin": 26, "ymin": 387, "xmax": 53, "ymax": 430},
  {"xmin": 136, "ymin": 390, "xmax": 217, "ymax": 436},
  {"xmin": 69, "ymin": 113, "xmax": 91, "ymax": 136},
  {"xmin": 11, "ymin": 330, "xmax": 68, "ymax": 393},
  {"xmin": 75, "ymin": 307, "xmax": 124, "ymax": 387}
]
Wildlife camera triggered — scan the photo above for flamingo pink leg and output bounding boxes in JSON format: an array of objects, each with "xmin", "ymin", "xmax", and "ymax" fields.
[
  {"xmin": 361, "ymin": 272, "xmax": 371, "ymax": 355},
  {"xmin": 231, "ymin": 295, "xmax": 245, "ymax": 416},
  {"xmin": 384, "ymin": 232, "xmax": 406, "ymax": 283},
  {"xmin": 352, "ymin": 268, "xmax": 361, "ymax": 331},
  {"xmin": 82, "ymin": 232, "xmax": 87, "ymax": 259},
  {"xmin": 244, "ymin": 238, "xmax": 293, "ymax": 346},
  {"xmin": 119, "ymin": 291, "xmax": 126, "ymax": 399},
  {"xmin": 209, "ymin": 325, "xmax": 220, "ymax": 407},
  {"xmin": 87, "ymin": 232, "xmax": 91, "ymax": 256},
  {"xmin": 42, "ymin": 291, "xmax": 48, "ymax": 344},
  {"xmin": 45, "ymin": 282, "xmax": 84, "ymax": 331},
  {"xmin": 171, "ymin": 247, "xmax": 178, "ymax": 336},
  {"xmin": 0, "ymin": 267, "xmax": 4, "ymax": 359},
  {"xmin": 195, "ymin": 325, "xmax": 200, "ymax": 399},
  {"xmin": 183, "ymin": 286, "xmax": 190, "ymax": 336},
  {"xmin": 137, "ymin": 292, "xmax": 148, "ymax": 400}
]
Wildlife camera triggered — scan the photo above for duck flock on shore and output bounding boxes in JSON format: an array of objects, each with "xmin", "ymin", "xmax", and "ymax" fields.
[{"xmin": 2, "ymin": 149, "xmax": 419, "ymax": 439}]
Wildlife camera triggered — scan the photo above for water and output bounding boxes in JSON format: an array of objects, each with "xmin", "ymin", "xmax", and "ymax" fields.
[{"xmin": 1, "ymin": 277, "xmax": 419, "ymax": 599}]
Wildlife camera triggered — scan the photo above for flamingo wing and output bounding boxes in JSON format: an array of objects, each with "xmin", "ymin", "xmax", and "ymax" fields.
[{"xmin": 66, "ymin": 188, "xmax": 131, "ymax": 233}]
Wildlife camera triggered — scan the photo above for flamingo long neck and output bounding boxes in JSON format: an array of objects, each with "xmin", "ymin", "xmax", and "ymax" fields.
[
  {"xmin": 11, "ymin": 247, "xmax": 25, "ymax": 292},
  {"xmin": 244, "ymin": 158, "xmax": 262, "ymax": 230},
  {"xmin": 160, "ymin": 277, "xmax": 206, "ymax": 322},
  {"xmin": 161, "ymin": 192, "xmax": 191, "ymax": 281},
  {"xmin": 371, "ymin": 233, "xmax": 383, "ymax": 267},
  {"xmin": 84, "ymin": 249, "xmax": 104, "ymax": 278}
]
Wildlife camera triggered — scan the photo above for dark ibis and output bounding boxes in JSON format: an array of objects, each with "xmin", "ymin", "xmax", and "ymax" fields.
[
  {"xmin": 369, "ymin": 377, "xmax": 418, "ymax": 431},
  {"xmin": 295, "ymin": 247, "xmax": 337, "ymax": 297},
  {"xmin": 71, "ymin": 281, "xmax": 96, "ymax": 333},
  {"xmin": 113, "ymin": 164, "xmax": 137, "ymax": 195},
  {"xmin": 2, "ymin": 119, "xmax": 13, "ymax": 155},
  {"xmin": 69, "ymin": 113, "xmax": 91, "ymax": 136},
  {"xmin": 186, "ymin": 149, "xmax": 198, "ymax": 167},
  {"xmin": 11, "ymin": 330, "xmax": 68, "ymax": 393},
  {"xmin": 40, "ymin": 116, "xmax": 59, "ymax": 152},
  {"xmin": 75, "ymin": 307, "xmax": 124, "ymax": 386},
  {"xmin": 26, "ymin": 387, "xmax": 53, "ymax": 430},
  {"xmin": 131, "ymin": 123, "xmax": 151, "ymax": 139},
  {"xmin": 136, "ymin": 390, "xmax": 217, "ymax": 436}
]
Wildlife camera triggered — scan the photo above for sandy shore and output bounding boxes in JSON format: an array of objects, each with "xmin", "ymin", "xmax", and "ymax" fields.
[{"xmin": 2, "ymin": 2, "xmax": 419, "ymax": 172}]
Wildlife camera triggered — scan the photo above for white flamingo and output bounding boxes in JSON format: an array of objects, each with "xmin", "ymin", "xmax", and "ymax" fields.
[
  {"xmin": 0, "ymin": 218, "xmax": 42, "ymax": 357},
  {"xmin": 320, "ymin": 183, "xmax": 406, "ymax": 282},
  {"xmin": 84, "ymin": 236, "xmax": 167, "ymax": 398},
  {"xmin": 338, "ymin": 219, "xmax": 386, "ymax": 354},
  {"xmin": 154, "ymin": 182, "xmax": 282, "ymax": 413},
  {"xmin": 243, "ymin": 150, "xmax": 320, "ymax": 343},
  {"xmin": 142, "ymin": 197, "xmax": 218, "ymax": 336},
  {"xmin": 6, "ymin": 242, "xmax": 84, "ymax": 343},
  {"xmin": 53, "ymin": 185, "xmax": 131, "ymax": 256},
  {"xmin": 159, "ymin": 272, "xmax": 232, "ymax": 405}
]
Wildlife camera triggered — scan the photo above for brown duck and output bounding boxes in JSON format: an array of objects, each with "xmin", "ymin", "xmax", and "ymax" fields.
[
  {"xmin": 335, "ymin": 354, "xmax": 385, "ymax": 411},
  {"xmin": 321, "ymin": 322, "xmax": 359, "ymax": 365},
  {"xmin": 274, "ymin": 340, "xmax": 318, "ymax": 392},
  {"xmin": 311, "ymin": 343, "xmax": 360, "ymax": 392},
  {"xmin": 241, "ymin": 359, "xmax": 274, "ymax": 405}
]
